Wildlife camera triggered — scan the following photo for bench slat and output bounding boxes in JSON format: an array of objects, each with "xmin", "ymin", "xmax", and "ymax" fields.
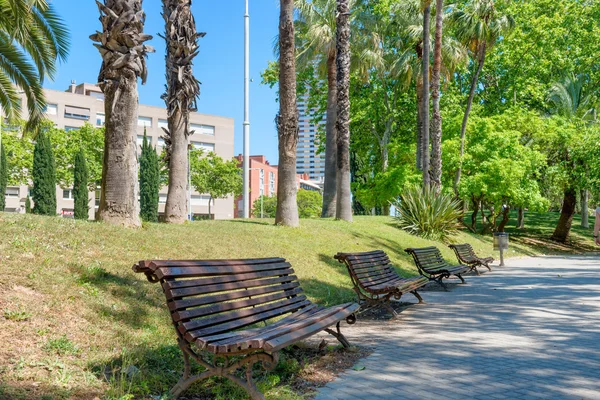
[
  {"xmin": 164, "ymin": 267, "xmax": 294, "ymax": 290},
  {"xmin": 154, "ymin": 261, "xmax": 292, "ymax": 279},
  {"xmin": 167, "ymin": 275, "xmax": 298, "ymax": 299}
]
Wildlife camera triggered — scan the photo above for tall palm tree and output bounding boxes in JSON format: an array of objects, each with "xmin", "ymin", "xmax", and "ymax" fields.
[
  {"xmin": 276, "ymin": 0, "xmax": 300, "ymax": 227},
  {"xmin": 421, "ymin": 0, "xmax": 432, "ymax": 188},
  {"xmin": 451, "ymin": 0, "xmax": 514, "ymax": 194},
  {"xmin": 161, "ymin": 0, "xmax": 204, "ymax": 224},
  {"xmin": 430, "ymin": 0, "xmax": 444, "ymax": 192},
  {"xmin": 547, "ymin": 74, "xmax": 597, "ymax": 240},
  {"xmin": 335, "ymin": 0, "xmax": 352, "ymax": 222},
  {"xmin": 0, "ymin": 0, "xmax": 69, "ymax": 131},
  {"xmin": 295, "ymin": 0, "xmax": 340, "ymax": 218},
  {"xmin": 91, "ymin": 0, "xmax": 153, "ymax": 227}
]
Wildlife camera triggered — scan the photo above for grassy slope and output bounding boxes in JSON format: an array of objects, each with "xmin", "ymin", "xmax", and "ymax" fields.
[{"xmin": 0, "ymin": 212, "xmax": 595, "ymax": 399}]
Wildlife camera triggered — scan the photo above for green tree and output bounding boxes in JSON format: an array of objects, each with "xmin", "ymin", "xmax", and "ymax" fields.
[
  {"xmin": 91, "ymin": 0, "xmax": 153, "ymax": 228},
  {"xmin": 32, "ymin": 131, "xmax": 56, "ymax": 215},
  {"xmin": 253, "ymin": 190, "xmax": 323, "ymax": 219},
  {"xmin": 0, "ymin": 142, "xmax": 6, "ymax": 211},
  {"xmin": 190, "ymin": 150, "xmax": 242, "ymax": 218},
  {"xmin": 139, "ymin": 132, "xmax": 160, "ymax": 222},
  {"xmin": 0, "ymin": 0, "xmax": 69, "ymax": 130},
  {"xmin": 25, "ymin": 195, "xmax": 31, "ymax": 213},
  {"xmin": 73, "ymin": 149, "xmax": 89, "ymax": 220}
]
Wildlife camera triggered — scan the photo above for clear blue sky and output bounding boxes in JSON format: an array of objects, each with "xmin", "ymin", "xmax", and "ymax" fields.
[{"xmin": 48, "ymin": 0, "xmax": 281, "ymax": 163}]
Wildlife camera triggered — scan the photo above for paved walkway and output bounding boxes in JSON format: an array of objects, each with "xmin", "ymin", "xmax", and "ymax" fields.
[{"xmin": 315, "ymin": 255, "xmax": 600, "ymax": 400}]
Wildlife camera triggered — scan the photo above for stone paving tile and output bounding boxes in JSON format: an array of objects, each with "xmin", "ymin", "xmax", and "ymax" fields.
[{"xmin": 313, "ymin": 255, "xmax": 600, "ymax": 400}]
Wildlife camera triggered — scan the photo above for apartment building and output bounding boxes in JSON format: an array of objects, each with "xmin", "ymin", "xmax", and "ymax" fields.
[
  {"xmin": 296, "ymin": 94, "xmax": 325, "ymax": 183},
  {"xmin": 3, "ymin": 82, "xmax": 235, "ymax": 220}
]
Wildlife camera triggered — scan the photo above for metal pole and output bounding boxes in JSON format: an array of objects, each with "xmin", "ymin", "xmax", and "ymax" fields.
[
  {"xmin": 242, "ymin": 0, "xmax": 250, "ymax": 218},
  {"xmin": 188, "ymin": 145, "xmax": 192, "ymax": 221}
]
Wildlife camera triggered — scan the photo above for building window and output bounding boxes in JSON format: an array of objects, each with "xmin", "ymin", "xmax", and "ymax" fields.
[
  {"xmin": 88, "ymin": 91, "xmax": 105, "ymax": 100},
  {"xmin": 159, "ymin": 194, "xmax": 167, "ymax": 204},
  {"xmin": 62, "ymin": 189, "xmax": 74, "ymax": 200},
  {"xmin": 64, "ymin": 105, "xmax": 90, "ymax": 120},
  {"xmin": 45, "ymin": 104, "xmax": 58, "ymax": 115},
  {"xmin": 96, "ymin": 112, "xmax": 105, "ymax": 126},
  {"xmin": 190, "ymin": 123, "xmax": 215, "ymax": 136},
  {"xmin": 158, "ymin": 119, "xmax": 168, "ymax": 129},
  {"xmin": 269, "ymin": 172, "xmax": 275, "ymax": 193},
  {"xmin": 157, "ymin": 137, "xmax": 165, "ymax": 148},
  {"xmin": 259, "ymin": 169, "xmax": 264, "ymax": 196},
  {"xmin": 191, "ymin": 195, "xmax": 211, "ymax": 206},
  {"xmin": 5, "ymin": 187, "xmax": 19, "ymax": 197},
  {"xmin": 190, "ymin": 141, "xmax": 215, "ymax": 152},
  {"xmin": 95, "ymin": 189, "xmax": 101, "ymax": 207},
  {"xmin": 138, "ymin": 116, "xmax": 152, "ymax": 127},
  {"xmin": 65, "ymin": 126, "xmax": 79, "ymax": 132}
]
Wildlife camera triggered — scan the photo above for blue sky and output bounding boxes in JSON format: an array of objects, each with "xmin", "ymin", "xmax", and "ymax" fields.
[{"xmin": 48, "ymin": 0, "xmax": 281, "ymax": 163}]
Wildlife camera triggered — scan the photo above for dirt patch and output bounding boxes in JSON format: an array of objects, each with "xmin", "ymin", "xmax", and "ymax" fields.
[{"xmin": 512, "ymin": 235, "xmax": 598, "ymax": 254}]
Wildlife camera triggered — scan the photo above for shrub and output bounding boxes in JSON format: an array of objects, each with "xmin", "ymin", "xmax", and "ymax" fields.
[
  {"xmin": 73, "ymin": 149, "xmax": 89, "ymax": 220},
  {"xmin": 252, "ymin": 190, "xmax": 322, "ymax": 218},
  {"xmin": 32, "ymin": 131, "xmax": 57, "ymax": 215},
  {"xmin": 0, "ymin": 143, "xmax": 6, "ymax": 211},
  {"xmin": 139, "ymin": 132, "xmax": 159, "ymax": 222},
  {"xmin": 392, "ymin": 185, "xmax": 463, "ymax": 241}
]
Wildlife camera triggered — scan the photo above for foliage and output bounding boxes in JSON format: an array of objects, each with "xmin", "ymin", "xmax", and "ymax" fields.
[
  {"xmin": 25, "ymin": 195, "xmax": 30, "ymax": 213},
  {"xmin": 393, "ymin": 185, "xmax": 463, "ymax": 241},
  {"xmin": 0, "ymin": 0, "xmax": 69, "ymax": 130},
  {"xmin": 253, "ymin": 190, "xmax": 323, "ymax": 218},
  {"xmin": 31, "ymin": 130, "xmax": 56, "ymax": 215},
  {"xmin": 0, "ymin": 142, "xmax": 6, "ymax": 211},
  {"xmin": 190, "ymin": 150, "xmax": 242, "ymax": 216},
  {"xmin": 1, "ymin": 128, "xmax": 34, "ymax": 186},
  {"xmin": 73, "ymin": 149, "xmax": 89, "ymax": 220},
  {"xmin": 139, "ymin": 133, "xmax": 160, "ymax": 223}
]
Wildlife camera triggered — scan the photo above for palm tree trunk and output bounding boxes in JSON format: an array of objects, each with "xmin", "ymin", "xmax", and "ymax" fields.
[
  {"xmin": 551, "ymin": 187, "xmax": 577, "ymax": 243},
  {"xmin": 93, "ymin": 0, "xmax": 153, "ymax": 228},
  {"xmin": 335, "ymin": 0, "xmax": 352, "ymax": 222},
  {"xmin": 454, "ymin": 41, "xmax": 487, "ymax": 195},
  {"xmin": 581, "ymin": 189, "xmax": 589, "ymax": 228},
  {"xmin": 275, "ymin": 0, "xmax": 300, "ymax": 227},
  {"xmin": 430, "ymin": 0, "xmax": 444, "ymax": 193},
  {"xmin": 162, "ymin": 0, "xmax": 203, "ymax": 224},
  {"xmin": 416, "ymin": 77, "xmax": 423, "ymax": 170},
  {"xmin": 322, "ymin": 53, "xmax": 338, "ymax": 218},
  {"xmin": 421, "ymin": 4, "xmax": 431, "ymax": 189}
]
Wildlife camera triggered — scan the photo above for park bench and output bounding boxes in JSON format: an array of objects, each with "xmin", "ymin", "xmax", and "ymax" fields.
[
  {"xmin": 133, "ymin": 257, "xmax": 359, "ymax": 400},
  {"xmin": 404, "ymin": 247, "xmax": 470, "ymax": 289},
  {"xmin": 449, "ymin": 243, "xmax": 494, "ymax": 275},
  {"xmin": 334, "ymin": 250, "xmax": 428, "ymax": 317}
]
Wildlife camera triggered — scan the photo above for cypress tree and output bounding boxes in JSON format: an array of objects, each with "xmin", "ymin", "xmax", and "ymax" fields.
[
  {"xmin": 139, "ymin": 132, "xmax": 159, "ymax": 222},
  {"xmin": 73, "ymin": 149, "xmax": 89, "ymax": 220},
  {"xmin": 0, "ymin": 143, "xmax": 7, "ymax": 211},
  {"xmin": 32, "ymin": 131, "xmax": 57, "ymax": 215},
  {"xmin": 25, "ymin": 196, "xmax": 31, "ymax": 213}
]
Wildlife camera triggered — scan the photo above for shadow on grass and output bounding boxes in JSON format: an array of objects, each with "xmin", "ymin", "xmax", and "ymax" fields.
[{"xmin": 0, "ymin": 381, "xmax": 100, "ymax": 400}]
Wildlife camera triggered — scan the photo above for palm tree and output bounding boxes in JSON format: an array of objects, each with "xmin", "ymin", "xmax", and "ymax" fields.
[
  {"xmin": 430, "ymin": 0, "xmax": 444, "ymax": 192},
  {"xmin": 451, "ymin": 0, "xmax": 514, "ymax": 194},
  {"xmin": 547, "ymin": 74, "xmax": 597, "ymax": 240},
  {"xmin": 161, "ymin": 0, "xmax": 204, "ymax": 224},
  {"xmin": 91, "ymin": 0, "xmax": 153, "ymax": 227},
  {"xmin": 335, "ymin": 0, "xmax": 352, "ymax": 222},
  {"xmin": 276, "ymin": 0, "xmax": 300, "ymax": 227},
  {"xmin": 295, "ymin": 0, "xmax": 339, "ymax": 218},
  {"xmin": 0, "ymin": 0, "xmax": 69, "ymax": 131},
  {"xmin": 421, "ymin": 0, "xmax": 432, "ymax": 188}
]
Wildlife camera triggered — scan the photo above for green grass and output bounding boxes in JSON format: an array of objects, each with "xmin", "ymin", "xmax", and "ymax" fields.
[{"xmin": 0, "ymin": 211, "xmax": 595, "ymax": 399}]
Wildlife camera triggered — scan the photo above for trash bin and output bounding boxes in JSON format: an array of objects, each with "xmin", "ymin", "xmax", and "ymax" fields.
[{"xmin": 493, "ymin": 232, "xmax": 509, "ymax": 266}]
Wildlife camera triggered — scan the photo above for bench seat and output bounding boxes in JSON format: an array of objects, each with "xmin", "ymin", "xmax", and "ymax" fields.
[
  {"xmin": 449, "ymin": 244, "xmax": 494, "ymax": 275},
  {"xmin": 404, "ymin": 247, "xmax": 470, "ymax": 289}
]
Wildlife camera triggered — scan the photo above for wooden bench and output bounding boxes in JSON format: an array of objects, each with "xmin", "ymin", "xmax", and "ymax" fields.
[
  {"xmin": 404, "ymin": 247, "xmax": 470, "ymax": 289},
  {"xmin": 334, "ymin": 250, "xmax": 428, "ymax": 317},
  {"xmin": 133, "ymin": 257, "xmax": 359, "ymax": 400},
  {"xmin": 449, "ymin": 243, "xmax": 494, "ymax": 275}
]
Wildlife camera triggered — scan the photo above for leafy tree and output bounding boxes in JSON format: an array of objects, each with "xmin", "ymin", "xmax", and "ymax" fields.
[
  {"xmin": 162, "ymin": 0, "xmax": 204, "ymax": 224},
  {"xmin": 32, "ymin": 131, "xmax": 56, "ymax": 215},
  {"xmin": 253, "ymin": 190, "xmax": 323, "ymax": 218},
  {"xmin": 73, "ymin": 149, "xmax": 89, "ymax": 220},
  {"xmin": 139, "ymin": 133, "xmax": 160, "ymax": 222},
  {"xmin": 0, "ymin": 142, "xmax": 6, "ymax": 211},
  {"xmin": 0, "ymin": 0, "xmax": 69, "ymax": 130},
  {"xmin": 91, "ymin": 0, "xmax": 153, "ymax": 228},
  {"xmin": 190, "ymin": 150, "xmax": 242, "ymax": 218},
  {"xmin": 276, "ymin": 0, "xmax": 300, "ymax": 226}
]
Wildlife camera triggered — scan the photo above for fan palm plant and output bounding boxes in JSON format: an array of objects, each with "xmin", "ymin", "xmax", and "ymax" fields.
[
  {"xmin": 0, "ymin": 0, "xmax": 69, "ymax": 131},
  {"xmin": 91, "ymin": 0, "xmax": 153, "ymax": 227},
  {"xmin": 161, "ymin": 0, "xmax": 205, "ymax": 224},
  {"xmin": 450, "ymin": 0, "xmax": 514, "ymax": 194}
]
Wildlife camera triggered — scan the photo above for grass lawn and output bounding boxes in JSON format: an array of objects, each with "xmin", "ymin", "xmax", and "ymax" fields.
[{"xmin": 0, "ymin": 211, "xmax": 596, "ymax": 399}]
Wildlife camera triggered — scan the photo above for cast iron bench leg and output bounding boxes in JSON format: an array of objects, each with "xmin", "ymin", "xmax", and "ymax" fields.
[{"xmin": 410, "ymin": 290, "xmax": 424, "ymax": 303}]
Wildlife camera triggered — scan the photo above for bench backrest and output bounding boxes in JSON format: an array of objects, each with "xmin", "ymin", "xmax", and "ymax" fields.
[
  {"xmin": 334, "ymin": 250, "xmax": 399, "ymax": 293},
  {"xmin": 133, "ymin": 258, "xmax": 310, "ymax": 343},
  {"xmin": 449, "ymin": 244, "xmax": 477, "ymax": 263},
  {"xmin": 404, "ymin": 247, "xmax": 448, "ymax": 273}
]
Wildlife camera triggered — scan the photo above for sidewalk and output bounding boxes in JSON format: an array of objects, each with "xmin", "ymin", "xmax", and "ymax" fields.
[{"xmin": 315, "ymin": 255, "xmax": 600, "ymax": 400}]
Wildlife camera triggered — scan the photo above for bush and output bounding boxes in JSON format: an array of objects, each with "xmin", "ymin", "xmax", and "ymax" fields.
[
  {"xmin": 32, "ymin": 131, "xmax": 57, "ymax": 215},
  {"xmin": 392, "ymin": 185, "xmax": 463, "ymax": 241},
  {"xmin": 252, "ymin": 190, "xmax": 322, "ymax": 218},
  {"xmin": 0, "ymin": 143, "xmax": 6, "ymax": 211}
]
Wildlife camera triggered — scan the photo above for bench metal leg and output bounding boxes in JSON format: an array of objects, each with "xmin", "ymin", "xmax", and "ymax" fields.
[
  {"xmin": 431, "ymin": 275, "xmax": 449, "ymax": 291},
  {"xmin": 410, "ymin": 290, "xmax": 424, "ymax": 304},
  {"xmin": 325, "ymin": 321, "xmax": 352, "ymax": 349},
  {"xmin": 168, "ymin": 339, "xmax": 279, "ymax": 400},
  {"xmin": 455, "ymin": 273, "xmax": 466, "ymax": 284}
]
